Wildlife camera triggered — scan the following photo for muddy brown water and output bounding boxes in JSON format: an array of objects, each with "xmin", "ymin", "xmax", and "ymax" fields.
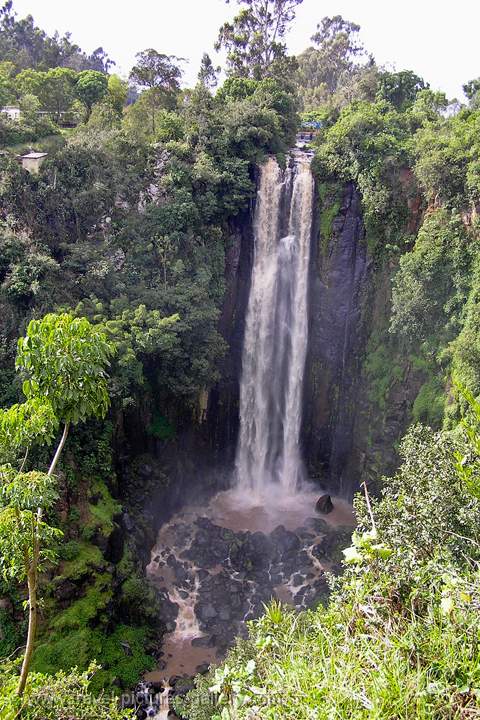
[{"xmin": 145, "ymin": 487, "xmax": 354, "ymax": 688}]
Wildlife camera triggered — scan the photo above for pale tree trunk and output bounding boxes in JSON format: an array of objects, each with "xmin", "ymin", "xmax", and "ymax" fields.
[
  {"xmin": 17, "ymin": 422, "xmax": 70, "ymax": 696},
  {"xmin": 17, "ymin": 569, "xmax": 37, "ymax": 696},
  {"xmin": 48, "ymin": 422, "xmax": 70, "ymax": 477}
]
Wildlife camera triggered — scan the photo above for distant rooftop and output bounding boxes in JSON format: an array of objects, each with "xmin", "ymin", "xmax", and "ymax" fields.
[{"xmin": 21, "ymin": 152, "xmax": 48, "ymax": 159}]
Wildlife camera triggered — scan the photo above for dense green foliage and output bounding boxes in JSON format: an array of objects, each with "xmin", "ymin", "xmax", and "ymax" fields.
[
  {"xmin": 0, "ymin": 313, "xmax": 114, "ymax": 696},
  {"xmin": 215, "ymin": 0, "xmax": 302, "ymax": 80},
  {"xmin": 0, "ymin": 662, "xmax": 129, "ymax": 719}
]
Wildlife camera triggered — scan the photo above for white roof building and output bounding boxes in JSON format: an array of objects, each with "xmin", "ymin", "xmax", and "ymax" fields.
[
  {"xmin": 1, "ymin": 106, "xmax": 21, "ymax": 121},
  {"xmin": 20, "ymin": 151, "xmax": 48, "ymax": 174}
]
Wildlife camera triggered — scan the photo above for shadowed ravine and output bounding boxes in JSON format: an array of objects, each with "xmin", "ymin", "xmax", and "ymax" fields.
[{"xmin": 145, "ymin": 153, "xmax": 355, "ymax": 707}]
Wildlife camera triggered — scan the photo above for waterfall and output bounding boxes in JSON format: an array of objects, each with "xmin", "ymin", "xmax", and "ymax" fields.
[{"xmin": 235, "ymin": 154, "xmax": 314, "ymax": 496}]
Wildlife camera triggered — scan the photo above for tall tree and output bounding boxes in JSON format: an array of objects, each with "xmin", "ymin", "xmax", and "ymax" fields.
[
  {"xmin": 215, "ymin": 0, "xmax": 303, "ymax": 79},
  {"xmin": 298, "ymin": 16, "xmax": 366, "ymax": 96},
  {"xmin": 128, "ymin": 50, "xmax": 183, "ymax": 134},
  {"xmin": 129, "ymin": 49, "xmax": 183, "ymax": 91},
  {"xmin": 198, "ymin": 52, "xmax": 219, "ymax": 90},
  {"xmin": 107, "ymin": 73, "xmax": 128, "ymax": 115},
  {"xmin": 377, "ymin": 70, "xmax": 428, "ymax": 111},
  {"xmin": 0, "ymin": 313, "xmax": 114, "ymax": 696},
  {"xmin": 43, "ymin": 67, "xmax": 77, "ymax": 120}
]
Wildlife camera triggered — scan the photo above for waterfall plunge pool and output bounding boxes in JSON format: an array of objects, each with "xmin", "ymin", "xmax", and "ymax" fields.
[{"xmin": 145, "ymin": 487, "xmax": 355, "ymax": 687}]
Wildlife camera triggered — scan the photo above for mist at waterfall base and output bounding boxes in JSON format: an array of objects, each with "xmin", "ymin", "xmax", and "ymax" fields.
[{"xmin": 145, "ymin": 155, "xmax": 354, "ymax": 696}]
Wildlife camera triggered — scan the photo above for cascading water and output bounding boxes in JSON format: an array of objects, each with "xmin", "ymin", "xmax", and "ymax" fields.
[{"xmin": 235, "ymin": 154, "xmax": 314, "ymax": 495}]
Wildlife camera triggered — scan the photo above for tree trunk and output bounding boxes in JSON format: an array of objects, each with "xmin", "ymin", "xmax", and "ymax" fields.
[
  {"xmin": 48, "ymin": 422, "xmax": 70, "ymax": 477},
  {"xmin": 17, "ymin": 570, "xmax": 37, "ymax": 696},
  {"xmin": 16, "ymin": 422, "xmax": 70, "ymax": 695}
]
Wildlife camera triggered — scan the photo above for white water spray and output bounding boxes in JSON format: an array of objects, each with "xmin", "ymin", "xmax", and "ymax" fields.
[{"xmin": 235, "ymin": 154, "xmax": 314, "ymax": 496}]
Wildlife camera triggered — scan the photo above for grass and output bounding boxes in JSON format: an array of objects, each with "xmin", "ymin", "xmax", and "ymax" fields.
[
  {"xmin": 178, "ymin": 585, "xmax": 480, "ymax": 719},
  {"xmin": 83, "ymin": 478, "xmax": 121, "ymax": 540},
  {"xmin": 32, "ymin": 624, "xmax": 156, "ymax": 692},
  {"xmin": 51, "ymin": 575, "xmax": 112, "ymax": 632},
  {"xmin": 316, "ymin": 180, "xmax": 343, "ymax": 256}
]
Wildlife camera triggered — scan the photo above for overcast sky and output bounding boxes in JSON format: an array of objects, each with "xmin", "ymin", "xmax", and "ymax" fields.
[{"xmin": 12, "ymin": 0, "xmax": 480, "ymax": 100}]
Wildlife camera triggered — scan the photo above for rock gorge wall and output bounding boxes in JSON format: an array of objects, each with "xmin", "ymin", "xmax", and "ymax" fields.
[
  {"xmin": 120, "ymin": 164, "xmax": 423, "ymax": 531},
  {"xmin": 303, "ymin": 182, "xmax": 368, "ymax": 496},
  {"xmin": 204, "ymin": 172, "xmax": 422, "ymax": 500}
]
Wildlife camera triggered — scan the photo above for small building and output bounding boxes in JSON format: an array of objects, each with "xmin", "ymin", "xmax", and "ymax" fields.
[
  {"xmin": 20, "ymin": 151, "xmax": 48, "ymax": 174},
  {"xmin": 1, "ymin": 105, "xmax": 21, "ymax": 121}
]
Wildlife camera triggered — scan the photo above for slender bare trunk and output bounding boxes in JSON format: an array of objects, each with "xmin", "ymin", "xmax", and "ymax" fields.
[
  {"xmin": 48, "ymin": 422, "xmax": 70, "ymax": 477},
  {"xmin": 17, "ymin": 570, "xmax": 37, "ymax": 696},
  {"xmin": 17, "ymin": 422, "xmax": 70, "ymax": 695}
]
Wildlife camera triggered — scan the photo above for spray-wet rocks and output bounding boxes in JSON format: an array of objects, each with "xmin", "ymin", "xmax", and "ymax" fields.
[{"xmin": 147, "ymin": 498, "xmax": 354, "ymax": 681}]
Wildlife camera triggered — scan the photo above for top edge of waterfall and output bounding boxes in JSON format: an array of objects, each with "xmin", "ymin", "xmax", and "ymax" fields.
[{"xmin": 260, "ymin": 149, "xmax": 314, "ymax": 168}]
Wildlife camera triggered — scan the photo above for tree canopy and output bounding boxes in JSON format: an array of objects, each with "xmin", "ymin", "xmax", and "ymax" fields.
[{"xmin": 215, "ymin": 0, "xmax": 303, "ymax": 79}]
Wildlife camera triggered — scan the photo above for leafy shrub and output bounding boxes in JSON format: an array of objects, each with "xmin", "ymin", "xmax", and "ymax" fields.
[
  {"xmin": 390, "ymin": 209, "xmax": 472, "ymax": 346},
  {"xmin": 0, "ymin": 660, "xmax": 130, "ymax": 719}
]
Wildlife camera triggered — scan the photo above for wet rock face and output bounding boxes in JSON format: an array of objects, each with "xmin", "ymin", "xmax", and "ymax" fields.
[
  {"xmin": 150, "ymin": 515, "xmax": 352, "ymax": 660},
  {"xmin": 303, "ymin": 182, "xmax": 368, "ymax": 496},
  {"xmin": 206, "ymin": 211, "xmax": 255, "ymax": 462}
]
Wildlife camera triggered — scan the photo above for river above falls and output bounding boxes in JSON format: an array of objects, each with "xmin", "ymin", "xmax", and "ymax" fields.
[{"xmin": 145, "ymin": 487, "xmax": 354, "ymax": 685}]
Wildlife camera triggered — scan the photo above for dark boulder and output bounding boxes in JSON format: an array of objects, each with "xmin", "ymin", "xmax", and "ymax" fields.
[
  {"xmin": 196, "ymin": 663, "xmax": 210, "ymax": 675},
  {"xmin": 106, "ymin": 525, "xmax": 124, "ymax": 563},
  {"xmin": 316, "ymin": 494, "xmax": 334, "ymax": 514},
  {"xmin": 270, "ymin": 525, "xmax": 300, "ymax": 557},
  {"xmin": 229, "ymin": 531, "xmax": 272, "ymax": 572}
]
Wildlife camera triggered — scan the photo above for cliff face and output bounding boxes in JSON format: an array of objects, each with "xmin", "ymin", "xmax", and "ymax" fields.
[
  {"xmin": 124, "ymin": 171, "xmax": 422, "ymax": 513},
  {"xmin": 206, "ymin": 207, "xmax": 254, "ymax": 464},
  {"xmin": 300, "ymin": 179, "xmax": 424, "ymax": 497},
  {"xmin": 302, "ymin": 182, "xmax": 369, "ymax": 496}
]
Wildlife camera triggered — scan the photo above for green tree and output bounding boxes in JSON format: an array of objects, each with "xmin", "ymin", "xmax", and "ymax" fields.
[
  {"xmin": 17, "ymin": 91, "xmax": 42, "ymax": 128},
  {"xmin": 107, "ymin": 73, "xmax": 128, "ymax": 115},
  {"xmin": 43, "ymin": 66, "xmax": 77, "ymax": 120},
  {"xmin": 0, "ymin": 468, "xmax": 61, "ymax": 697},
  {"xmin": 198, "ymin": 52, "xmax": 219, "ymax": 90},
  {"xmin": 215, "ymin": 0, "xmax": 303, "ymax": 79},
  {"xmin": 377, "ymin": 69, "xmax": 428, "ymax": 111},
  {"xmin": 75, "ymin": 70, "xmax": 108, "ymax": 118},
  {"xmin": 123, "ymin": 86, "xmax": 177, "ymax": 138},
  {"xmin": 15, "ymin": 68, "xmax": 46, "ymax": 99},
  {"xmin": 129, "ymin": 49, "xmax": 183, "ymax": 92},
  {"xmin": 311, "ymin": 16, "xmax": 365, "ymax": 91},
  {"xmin": 0, "ymin": 313, "xmax": 114, "ymax": 695},
  {"xmin": 128, "ymin": 50, "xmax": 183, "ymax": 135},
  {"xmin": 463, "ymin": 77, "xmax": 480, "ymax": 108},
  {"xmin": 390, "ymin": 210, "xmax": 471, "ymax": 345},
  {"xmin": 16, "ymin": 67, "xmax": 77, "ymax": 120},
  {"xmin": 0, "ymin": 60, "xmax": 14, "ymax": 107}
]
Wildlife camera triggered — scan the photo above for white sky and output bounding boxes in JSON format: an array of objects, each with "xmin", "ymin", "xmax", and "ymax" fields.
[{"xmin": 12, "ymin": 0, "xmax": 480, "ymax": 100}]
